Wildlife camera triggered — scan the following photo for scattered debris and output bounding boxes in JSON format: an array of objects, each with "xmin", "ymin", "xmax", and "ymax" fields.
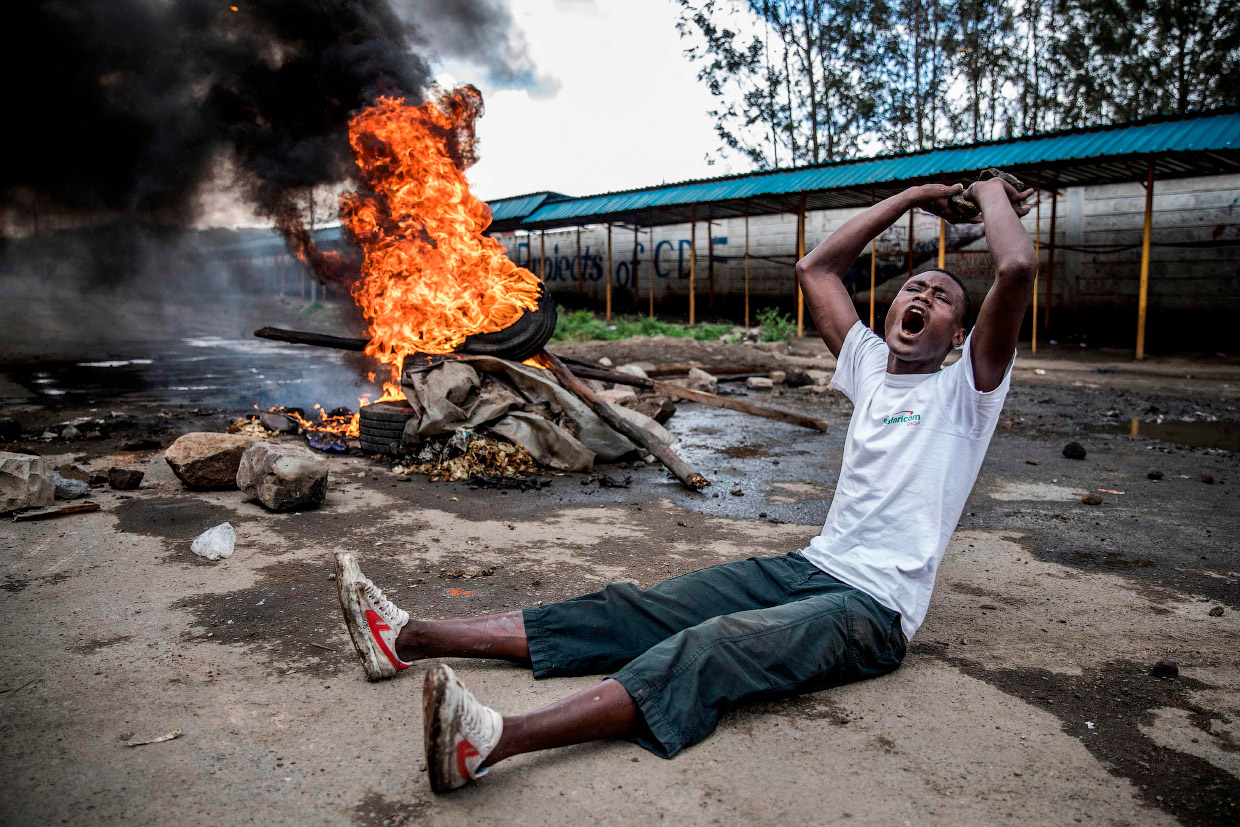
[
  {"xmin": 746, "ymin": 377, "xmax": 775, "ymax": 390},
  {"xmin": 1209, "ymin": 606, "xmax": 1225, "ymax": 617},
  {"xmin": 440, "ymin": 568, "xmax": 494, "ymax": 579},
  {"xmin": 446, "ymin": 588, "xmax": 474, "ymax": 597},
  {"xmin": 1200, "ymin": 471, "xmax": 1215, "ymax": 484},
  {"xmin": 236, "ymin": 443, "xmax": 329, "ymax": 512},
  {"xmin": 1097, "ymin": 488, "xmax": 1124, "ymax": 495},
  {"xmin": 165, "ymin": 433, "xmax": 259, "ymax": 489},
  {"xmin": 12, "ymin": 502, "xmax": 101, "ymax": 522},
  {"xmin": 1062, "ymin": 442, "xmax": 1087, "ymax": 460},
  {"xmin": 309, "ymin": 642, "xmax": 336, "ymax": 652},
  {"xmin": 1033, "ymin": 368, "xmax": 1047, "ymax": 376},
  {"xmin": 582, "ymin": 473, "xmax": 632, "ymax": 489},
  {"xmin": 466, "ymin": 475, "xmax": 551, "ymax": 492},
  {"xmin": 731, "ymin": 486, "xmax": 743, "ymax": 496},
  {"xmin": 120, "ymin": 438, "xmax": 162, "ymax": 451},
  {"xmin": 125, "ymin": 729, "xmax": 183, "ymax": 747},
  {"xmin": 1081, "ymin": 492, "xmax": 1103, "ymax": 505},
  {"xmin": 1151, "ymin": 659, "xmax": 1179, "ymax": 678},
  {"xmin": 1146, "ymin": 468, "xmax": 1164, "ymax": 480},
  {"xmin": 108, "ymin": 468, "xmax": 144, "ymax": 490},
  {"xmin": 1025, "ymin": 459, "xmax": 1040, "ymax": 465},
  {"xmin": 228, "ymin": 416, "xmax": 273, "ymax": 438},
  {"xmin": 395, "ymin": 430, "xmax": 542, "ymax": 483},
  {"xmin": 1, "ymin": 452, "xmax": 54, "ymax": 514},
  {"xmin": 53, "ymin": 472, "xmax": 89, "ymax": 500},
  {"xmin": 191, "ymin": 523, "xmax": 236, "ymax": 561},
  {"xmin": 306, "ymin": 431, "xmax": 348, "ymax": 452}
]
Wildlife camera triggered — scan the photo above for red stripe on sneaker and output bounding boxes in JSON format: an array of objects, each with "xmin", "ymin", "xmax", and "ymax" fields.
[
  {"xmin": 364, "ymin": 609, "xmax": 410, "ymax": 671},
  {"xmin": 457, "ymin": 740, "xmax": 480, "ymax": 780}
]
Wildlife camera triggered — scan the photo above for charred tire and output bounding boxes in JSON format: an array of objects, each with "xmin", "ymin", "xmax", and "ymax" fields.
[
  {"xmin": 458, "ymin": 282, "xmax": 557, "ymax": 362},
  {"xmin": 359, "ymin": 400, "xmax": 415, "ymax": 425}
]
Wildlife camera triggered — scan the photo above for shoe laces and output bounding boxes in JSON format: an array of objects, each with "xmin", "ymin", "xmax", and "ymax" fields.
[
  {"xmin": 362, "ymin": 580, "xmax": 408, "ymax": 628},
  {"xmin": 458, "ymin": 683, "xmax": 496, "ymax": 746}
]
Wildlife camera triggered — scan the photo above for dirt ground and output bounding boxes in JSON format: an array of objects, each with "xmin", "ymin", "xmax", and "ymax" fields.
[{"xmin": 1, "ymin": 331, "xmax": 1238, "ymax": 827}]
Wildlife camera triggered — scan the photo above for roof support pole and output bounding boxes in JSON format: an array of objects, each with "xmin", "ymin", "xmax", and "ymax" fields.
[
  {"xmin": 576, "ymin": 226, "xmax": 583, "ymax": 299},
  {"xmin": 938, "ymin": 218, "xmax": 946, "ymax": 270},
  {"xmin": 648, "ymin": 210, "xmax": 655, "ymax": 319},
  {"xmin": 540, "ymin": 230, "xmax": 546, "ymax": 281},
  {"xmin": 1136, "ymin": 161, "xmax": 1155, "ymax": 360},
  {"xmin": 689, "ymin": 205, "xmax": 697, "ymax": 325},
  {"xmin": 632, "ymin": 219, "xmax": 639, "ymax": 310},
  {"xmin": 797, "ymin": 193, "xmax": 806, "ymax": 338},
  {"xmin": 707, "ymin": 219, "xmax": 715, "ymax": 310},
  {"xmin": 744, "ymin": 211, "xmax": 751, "ymax": 330},
  {"xmin": 1033, "ymin": 171, "xmax": 1041, "ymax": 354},
  {"xmin": 605, "ymin": 223, "xmax": 613, "ymax": 322},
  {"xmin": 869, "ymin": 238, "xmax": 877, "ymax": 330},
  {"xmin": 1044, "ymin": 185, "xmax": 1058, "ymax": 332}
]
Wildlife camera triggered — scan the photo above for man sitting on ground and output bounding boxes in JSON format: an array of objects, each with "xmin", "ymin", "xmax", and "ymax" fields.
[{"xmin": 335, "ymin": 176, "xmax": 1035, "ymax": 793}]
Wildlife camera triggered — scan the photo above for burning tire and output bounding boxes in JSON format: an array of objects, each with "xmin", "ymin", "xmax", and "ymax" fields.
[
  {"xmin": 458, "ymin": 284, "xmax": 557, "ymax": 363},
  {"xmin": 359, "ymin": 400, "xmax": 415, "ymax": 454}
]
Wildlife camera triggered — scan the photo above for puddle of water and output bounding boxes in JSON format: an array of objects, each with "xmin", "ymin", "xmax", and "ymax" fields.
[{"xmin": 1103, "ymin": 418, "xmax": 1240, "ymax": 452}]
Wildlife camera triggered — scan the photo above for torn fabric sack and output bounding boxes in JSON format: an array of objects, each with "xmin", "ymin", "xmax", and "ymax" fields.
[{"xmin": 400, "ymin": 355, "xmax": 672, "ymax": 472}]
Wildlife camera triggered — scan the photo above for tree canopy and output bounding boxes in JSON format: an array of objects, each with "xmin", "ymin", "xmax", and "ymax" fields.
[{"xmin": 675, "ymin": 0, "xmax": 1240, "ymax": 169}]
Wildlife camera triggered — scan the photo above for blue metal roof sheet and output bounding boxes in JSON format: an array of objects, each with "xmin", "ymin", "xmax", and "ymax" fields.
[{"xmin": 520, "ymin": 110, "xmax": 1240, "ymax": 226}]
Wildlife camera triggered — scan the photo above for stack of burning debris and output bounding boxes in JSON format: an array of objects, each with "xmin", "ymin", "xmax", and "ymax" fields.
[{"xmin": 248, "ymin": 89, "xmax": 827, "ymax": 491}]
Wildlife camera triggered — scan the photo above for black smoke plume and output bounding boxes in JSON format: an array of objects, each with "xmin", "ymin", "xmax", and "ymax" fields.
[{"xmin": 3, "ymin": 0, "xmax": 431, "ymax": 225}]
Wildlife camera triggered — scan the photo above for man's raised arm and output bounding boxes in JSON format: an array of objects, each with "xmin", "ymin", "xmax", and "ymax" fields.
[
  {"xmin": 968, "ymin": 179, "xmax": 1037, "ymax": 392},
  {"xmin": 796, "ymin": 184, "xmax": 966, "ymax": 356}
]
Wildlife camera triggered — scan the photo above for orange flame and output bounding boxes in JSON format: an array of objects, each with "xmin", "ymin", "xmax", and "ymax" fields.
[{"xmin": 340, "ymin": 88, "xmax": 542, "ymax": 386}]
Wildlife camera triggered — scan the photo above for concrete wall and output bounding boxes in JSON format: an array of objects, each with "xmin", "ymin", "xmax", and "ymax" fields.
[{"xmin": 493, "ymin": 173, "xmax": 1240, "ymax": 346}]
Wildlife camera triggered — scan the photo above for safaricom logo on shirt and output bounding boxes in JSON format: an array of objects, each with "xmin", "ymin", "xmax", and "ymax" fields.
[{"xmin": 883, "ymin": 410, "xmax": 921, "ymax": 426}]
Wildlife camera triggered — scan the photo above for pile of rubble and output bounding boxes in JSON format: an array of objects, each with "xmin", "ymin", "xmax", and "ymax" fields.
[{"xmin": 391, "ymin": 428, "xmax": 541, "ymax": 483}]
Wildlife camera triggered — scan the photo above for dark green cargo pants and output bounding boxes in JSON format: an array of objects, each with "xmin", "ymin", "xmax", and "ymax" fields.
[{"xmin": 522, "ymin": 551, "xmax": 906, "ymax": 758}]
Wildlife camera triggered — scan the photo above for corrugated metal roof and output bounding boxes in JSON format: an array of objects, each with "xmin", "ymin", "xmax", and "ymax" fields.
[
  {"xmin": 486, "ymin": 191, "xmax": 571, "ymax": 226},
  {"xmin": 515, "ymin": 109, "xmax": 1240, "ymax": 228}
]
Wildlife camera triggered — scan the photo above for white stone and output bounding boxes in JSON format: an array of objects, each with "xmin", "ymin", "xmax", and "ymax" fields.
[
  {"xmin": 597, "ymin": 357, "xmax": 614, "ymax": 368},
  {"xmin": 191, "ymin": 523, "xmax": 235, "ymax": 561},
  {"xmin": 768, "ymin": 370, "xmax": 787, "ymax": 384},
  {"xmin": 805, "ymin": 369, "xmax": 831, "ymax": 385},
  {"xmin": 597, "ymin": 387, "xmax": 638, "ymax": 404},
  {"xmin": 746, "ymin": 377, "xmax": 775, "ymax": 390},
  {"xmin": 685, "ymin": 368, "xmax": 719, "ymax": 393},
  {"xmin": 0, "ymin": 452, "xmax": 54, "ymax": 513},
  {"xmin": 616, "ymin": 363, "xmax": 649, "ymax": 379},
  {"xmin": 237, "ymin": 443, "xmax": 329, "ymax": 512}
]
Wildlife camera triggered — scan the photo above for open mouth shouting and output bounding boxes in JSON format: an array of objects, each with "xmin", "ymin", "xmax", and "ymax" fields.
[{"xmin": 900, "ymin": 305, "xmax": 927, "ymax": 336}]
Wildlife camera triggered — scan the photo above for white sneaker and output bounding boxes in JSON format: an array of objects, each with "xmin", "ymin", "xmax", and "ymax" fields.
[
  {"xmin": 335, "ymin": 552, "xmax": 412, "ymax": 681},
  {"xmin": 423, "ymin": 663, "xmax": 504, "ymax": 793}
]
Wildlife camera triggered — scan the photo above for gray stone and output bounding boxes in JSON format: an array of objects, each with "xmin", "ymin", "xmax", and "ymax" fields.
[
  {"xmin": 237, "ymin": 442, "xmax": 329, "ymax": 512},
  {"xmin": 784, "ymin": 368, "xmax": 813, "ymax": 387},
  {"xmin": 53, "ymin": 472, "xmax": 90, "ymax": 500},
  {"xmin": 685, "ymin": 368, "xmax": 718, "ymax": 393},
  {"xmin": 597, "ymin": 357, "xmax": 613, "ymax": 368},
  {"xmin": 57, "ymin": 464, "xmax": 91, "ymax": 483},
  {"xmin": 0, "ymin": 452, "xmax": 54, "ymax": 513},
  {"xmin": 768, "ymin": 370, "xmax": 787, "ymax": 385},
  {"xmin": 805, "ymin": 369, "xmax": 831, "ymax": 385},
  {"xmin": 616, "ymin": 363, "xmax": 650, "ymax": 379},
  {"xmin": 108, "ymin": 468, "xmax": 144, "ymax": 490},
  {"xmin": 165, "ymin": 432, "xmax": 259, "ymax": 489},
  {"xmin": 259, "ymin": 412, "xmax": 298, "ymax": 434},
  {"xmin": 60, "ymin": 425, "xmax": 81, "ymax": 440},
  {"xmin": 746, "ymin": 377, "xmax": 775, "ymax": 390},
  {"xmin": 597, "ymin": 387, "xmax": 638, "ymax": 404}
]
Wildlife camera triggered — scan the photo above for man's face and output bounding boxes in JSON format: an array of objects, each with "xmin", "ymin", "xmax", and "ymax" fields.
[{"xmin": 883, "ymin": 271, "xmax": 967, "ymax": 364}]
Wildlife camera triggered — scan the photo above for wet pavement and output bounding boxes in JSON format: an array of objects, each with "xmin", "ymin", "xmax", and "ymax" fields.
[{"xmin": 2, "ymin": 335, "xmax": 1239, "ymax": 826}]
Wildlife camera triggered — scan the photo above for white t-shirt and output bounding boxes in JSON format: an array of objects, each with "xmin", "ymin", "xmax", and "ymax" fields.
[{"xmin": 802, "ymin": 321, "xmax": 1013, "ymax": 641}]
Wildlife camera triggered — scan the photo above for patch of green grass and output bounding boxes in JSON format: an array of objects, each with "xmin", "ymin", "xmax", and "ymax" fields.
[
  {"xmin": 551, "ymin": 308, "xmax": 733, "ymax": 343},
  {"xmin": 756, "ymin": 307, "xmax": 797, "ymax": 342}
]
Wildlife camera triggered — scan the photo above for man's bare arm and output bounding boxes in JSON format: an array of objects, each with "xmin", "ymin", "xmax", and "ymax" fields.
[
  {"xmin": 796, "ymin": 184, "xmax": 966, "ymax": 356},
  {"xmin": 969, "ymin": 179, "xmax": 1037, "ymax": 392}
]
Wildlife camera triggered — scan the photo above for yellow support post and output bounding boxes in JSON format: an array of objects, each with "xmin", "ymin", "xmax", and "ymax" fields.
[
  {"xmin": 1136, "ymin": 161, "xmax": 1155, "ymax": 359},
  {"xmin": 605, "ymin": 223, "xmax": 612, "ymax": 322},
  {"xmin": 938, "ymin": 217, "xmax": 946, "ymax": 269},
  {"xmin": 744, "ymin": 212, "xmax": 751, "ymax": 329},
  {"xmin": 1033, "ymin": 171, "xmax": 1041, "ymax": 354},
  {"xmin": 689, "ymin": 206, "xmax": 697, "ymax": 326},
  {"xmin": 869, "ymin": 238, "xmax": 877, "ymax": 329},
  {"xmin": 797, "ymin": 194, "xmax": 806, "ymax": 338}
]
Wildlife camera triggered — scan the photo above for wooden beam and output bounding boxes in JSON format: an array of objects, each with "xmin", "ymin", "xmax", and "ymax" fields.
[
  {"xmin": 541, "ymin": 352, "xmax": 709, "ymax": 491},
  {"xmin": 689, "ymin": 205, "xmax": 697, "ymax": 325},
  {"xmin": 1136, "ymin": 161, "xmax": 1155, "ymax": 359}
]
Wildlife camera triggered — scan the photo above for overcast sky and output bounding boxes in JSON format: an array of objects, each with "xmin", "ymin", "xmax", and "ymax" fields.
[{"xmin": 435, "ymin": 0, "xmax": 726, "ymax": 201}]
